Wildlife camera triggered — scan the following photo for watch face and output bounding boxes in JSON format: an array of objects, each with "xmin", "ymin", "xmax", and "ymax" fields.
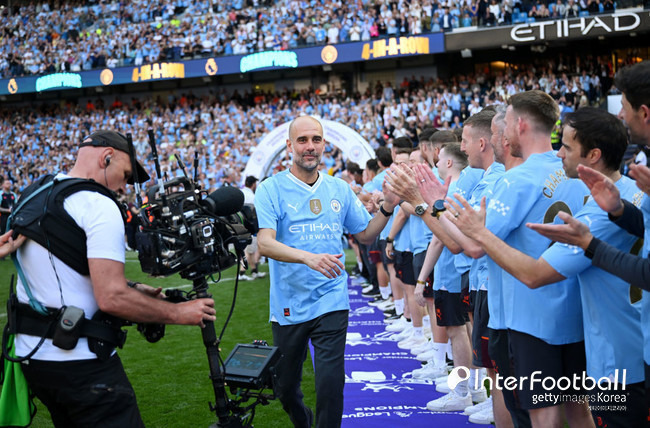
[{"xmin": 434, "ymin": 199, "xmax": 446, "ymax": 212}]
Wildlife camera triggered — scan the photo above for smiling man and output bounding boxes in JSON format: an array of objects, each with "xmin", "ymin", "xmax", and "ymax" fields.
[{"xmin": 255, "ymin": 116, "xmax": 399, "ymax": 428}]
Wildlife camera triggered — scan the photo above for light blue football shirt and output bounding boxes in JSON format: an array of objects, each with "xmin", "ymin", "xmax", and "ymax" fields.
[
  {"xmin": 485, "ymin": 151, "xmax": 588, "ymax": 344},
  {"xmin": 434, "ymin": 180, "xmax": 463, "ymax": 292},
  {"xmin": 367, "ymin": 168, "xmax": 387, "ymax": 194},
  {"xmin": 370, "ymin": 169, "xmax": 394, "ymax": 239},
  {"xmin": 543, "ymin": 176, "xmax": 644, "ymax": 381},
  {"xmin": 467, "ymin": 162, "xmax": 505, "ymax": 291},
  {"xmin": 409, "ymin": 166, "xmax": 441, "ymax": 255},
  {"xmin": 453, "ymin": 167, "xmax": 486, "ymax": 276},
  {"xmin": 255, "ymin": 170, "xmax": 372, "ymax": 325},
  {"xmin": 393, "ymin": 205, "xmax": 412, "ymax": 253}
]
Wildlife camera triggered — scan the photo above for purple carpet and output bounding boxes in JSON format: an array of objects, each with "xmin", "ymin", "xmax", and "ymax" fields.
[{"xmin": 337, "ymin": 277, "xmax": 487, "ymax": 427}]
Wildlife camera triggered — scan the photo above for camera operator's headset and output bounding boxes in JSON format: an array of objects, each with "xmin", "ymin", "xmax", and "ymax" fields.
[{"xmin": 3, "ymin": 175, "xmax": 127, "ymax": 363}]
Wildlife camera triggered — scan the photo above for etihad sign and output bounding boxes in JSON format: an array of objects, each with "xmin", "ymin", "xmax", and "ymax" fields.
[{"xmin": 511, "ymin": 12, "xmax": 643, "ymax": 42}]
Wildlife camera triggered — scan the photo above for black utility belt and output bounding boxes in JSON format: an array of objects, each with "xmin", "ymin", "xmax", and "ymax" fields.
[{"xmin": 13, "ymin": 303, "xmax": 127, "ymax": 358}]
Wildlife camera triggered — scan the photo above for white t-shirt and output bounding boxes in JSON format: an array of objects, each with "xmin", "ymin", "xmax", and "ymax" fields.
[
  {"xmin": 242, "ymin": 186, "xmax": 255, "ymax": 205},
  {"xmin": 635, "ymin": 150, "xmax": 647, "ymax": 166},
  {"xmin": 16, "ymin": 177, "xmax": 125, "ymax": 361}
]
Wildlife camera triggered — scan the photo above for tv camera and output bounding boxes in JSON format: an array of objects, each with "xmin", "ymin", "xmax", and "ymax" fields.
[{"xmin": 129, "ymin": 130, "xmax": 278, "ymax": 428}]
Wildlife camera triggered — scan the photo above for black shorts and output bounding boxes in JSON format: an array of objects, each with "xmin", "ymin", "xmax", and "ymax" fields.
[
  {"xmin": 433, "ymin": 290, "xmax": 469, "ymax": 326},
  {"xmin": 590, "ymin": 382, "xmax": 646, "ymax": 428},
  {"xmin": 460, "ymin": 274, "xmax": 470, "ymax": 313},
  {"xmin": 395, "ymin": 251, "xmax": 415, "ymax": 285},
  {"xmin": 367, "ymin": 238, "xmax": 382, "ymax": 265},
  {"xmin": 487, "ymin": 328, "xmax": 532, "ymax": 427},
  {"xmin": 413, "ymin": 250, "xmax": 434, "ymax": 298},
  {"xmin": 471, "ymin": 290, "xmax": 492, "ymax": 369},
  {"xmin": 412, "ymin": 250, "xmax": 428, "ymax": 281},
  {"xmin": 468, "ymin": 289, "xmax": 477, "ymax": 313},
  {"xmin": 378, "ymin": 239, "xmax": 393, "ymax": 267},
  {"xmin": 508, "ymin": 329, "xmax": 587, "ymax": 410}
]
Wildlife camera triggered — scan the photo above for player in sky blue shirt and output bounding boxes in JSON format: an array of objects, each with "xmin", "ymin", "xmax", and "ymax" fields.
[
  {"xmin": 433, "ymin": 180, "xmax": 463, "ymax": 292},
  {"xmin": 472, "ymin": 107, "xmax": 646, "ymax": 427},
  {"xmin": 452, "ymin": 167, "xmax": 484, "ymax": 277},
  {"xmin": 542, "ymin": 176, "xmax": 644, "ymax": 382},
  {"xmin": 484, "ymin": 151, "xmax": 587, "ymax": 344},
  {"xmin": 467, "ymin": 162, "xmax": 505, "ymax": 292}
]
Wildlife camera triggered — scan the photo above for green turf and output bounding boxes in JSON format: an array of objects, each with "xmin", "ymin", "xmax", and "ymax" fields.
[{"xmin": 0, "ymin": 251, "xmax": 360, "ymax": 427}]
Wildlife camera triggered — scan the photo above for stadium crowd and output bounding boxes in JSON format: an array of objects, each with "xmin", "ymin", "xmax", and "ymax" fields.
[
  {"xmin": 0, "ymin": 53, "xmax": 622, "ymax": 196},
  {"xmin": 0, "ymin": 0, "xmax": 631, "ymax": 78},
  {"xmin": 0, "ymin": 0, "xmax": 648, "ymax": 420}
]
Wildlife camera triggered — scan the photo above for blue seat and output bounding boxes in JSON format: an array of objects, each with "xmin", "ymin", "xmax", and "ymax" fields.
[{"xmin": 579, "ymin": 10, "xmax": 590, "ymax": 16}]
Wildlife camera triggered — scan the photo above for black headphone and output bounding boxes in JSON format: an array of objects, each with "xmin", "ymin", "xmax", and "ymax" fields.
[{"xmin": 105, "ymin": 156, "xmax": 111, "ymax": 167}]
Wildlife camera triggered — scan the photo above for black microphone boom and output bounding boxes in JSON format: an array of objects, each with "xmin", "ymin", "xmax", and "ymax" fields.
[{"xmin": 202, "ymin": 186, "xmax": 245, "ymax": 217}]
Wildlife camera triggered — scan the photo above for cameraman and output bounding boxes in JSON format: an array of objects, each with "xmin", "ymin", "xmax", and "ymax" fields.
[
  {"xmin": 13, "ymin": 130, "xmax": 216, "ymax": 427},
  {"xmin": 255, "ymin": 116, "xmax": 399, "ymax": 428}
]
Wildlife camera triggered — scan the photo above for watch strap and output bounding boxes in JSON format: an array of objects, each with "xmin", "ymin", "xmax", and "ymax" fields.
[{"xmin": 380, "ymin": 204, "xmax": 394, "ymax": 217}]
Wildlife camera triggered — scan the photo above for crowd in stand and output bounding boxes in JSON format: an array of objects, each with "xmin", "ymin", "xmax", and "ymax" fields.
[
  {"xmin": 0, "ymin": 53, "xmax": 626, "ymax": 196},
  {"xmin": 0, "ymin": 0, "xmax": 634, "ymax": 78}
]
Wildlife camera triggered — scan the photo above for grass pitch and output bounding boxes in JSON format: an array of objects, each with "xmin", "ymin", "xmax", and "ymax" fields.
[{"xmin": 0, "ymin": 250, "xmax": 356, "ymax": 427}]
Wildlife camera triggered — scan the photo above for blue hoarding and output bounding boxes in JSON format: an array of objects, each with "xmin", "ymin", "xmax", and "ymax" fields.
[{"xmin": 1, "ymin": 33, "xmax": 444, "ymax": 96}]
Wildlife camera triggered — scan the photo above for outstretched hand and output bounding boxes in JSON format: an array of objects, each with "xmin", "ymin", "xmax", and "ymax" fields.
[
  {"xmin": 414, "ymin": 164, "xmax": 450, "ymax": 206},
  {"xmin": 629, "ymin": 163, "xmax": 650, "ymax": 195},
  {"xmin": 577, "ymin": 165, "xmax": 623, "ymax": 215},
  {"xmin": 444, "ymin": 194, "xmax": 486, "ymax": 239},
  {"xmin": 384, "ymin": 163, "xmax": 422, "ymax": 206},
  {"xmin": 527, "ymin": 211, "xmax": 593, "ymax": 249}
]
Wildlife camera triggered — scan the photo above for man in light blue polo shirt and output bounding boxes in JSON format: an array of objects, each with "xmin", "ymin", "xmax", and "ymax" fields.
[{"xmin": 256, "ymin": 116, "xmax": 399, "ymax": 428}]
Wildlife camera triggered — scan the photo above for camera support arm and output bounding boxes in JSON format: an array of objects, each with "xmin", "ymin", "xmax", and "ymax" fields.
[{"xmin": 192, "ymin": 277, "xmax": 243, "ymax": 428}]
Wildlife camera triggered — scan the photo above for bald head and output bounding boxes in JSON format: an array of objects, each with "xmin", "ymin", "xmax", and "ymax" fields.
[{"xmin": 288, "ymin": 116, "xmax": 323, "ymax": 141}]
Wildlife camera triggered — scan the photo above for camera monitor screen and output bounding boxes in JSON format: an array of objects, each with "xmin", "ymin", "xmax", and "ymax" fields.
[{"xmin": 224, "ymin": 344, "xmax": 278, "ymax": 379}]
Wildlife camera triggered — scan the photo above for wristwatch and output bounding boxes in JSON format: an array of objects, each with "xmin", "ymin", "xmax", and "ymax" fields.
[
  {"xmin": 431, "ymin": 199, "xmax": 446, "ymax": 218},
  {"xmin": 414, "ymin": 202, "xmax": 429, "ymax": 216}
]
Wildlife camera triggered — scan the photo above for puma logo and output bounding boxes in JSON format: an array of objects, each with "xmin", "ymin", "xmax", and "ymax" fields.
[{"xmin": 287, "ymin": 203, "xmax": 298, "ymax": 212}]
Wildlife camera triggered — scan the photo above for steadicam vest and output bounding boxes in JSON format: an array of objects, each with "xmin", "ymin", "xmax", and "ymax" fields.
[{"xmin": 8, "ymin": 174, "xmax": 126, "ymax": 275}]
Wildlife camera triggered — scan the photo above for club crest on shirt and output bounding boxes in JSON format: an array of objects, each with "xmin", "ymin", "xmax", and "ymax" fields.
[
  {"xmin": 331, "ymin": 199, "xmax": 341, "ymax": 213},
  {"xmin": 310, "ymin": 199, "xmax": 322, "ymax": 214}
]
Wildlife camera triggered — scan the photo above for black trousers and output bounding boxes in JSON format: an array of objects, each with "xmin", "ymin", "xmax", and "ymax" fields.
[
  {"xmin": 21, "ymin": 354, "xmax": 144, "ymax": 428},
  {"xmin": 272, "ymin": 310, "xmax": 348, "ymax": 428}
]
